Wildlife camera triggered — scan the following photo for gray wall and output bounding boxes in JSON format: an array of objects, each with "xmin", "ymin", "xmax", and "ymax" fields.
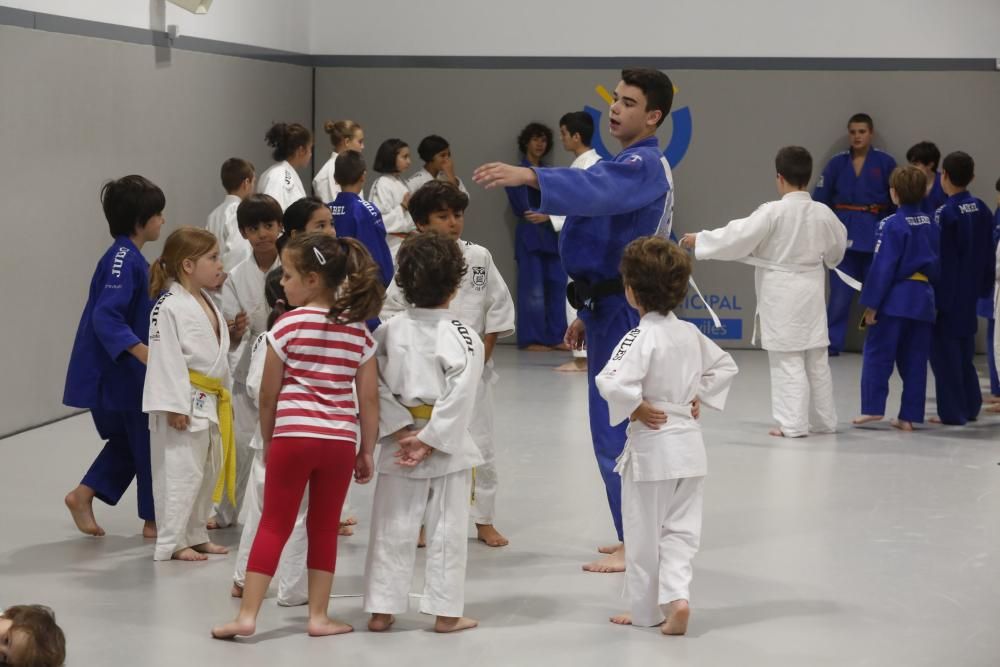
[
  {"xmin": 314, "ymin": 66, "xmax": 1000, "ymax": 352},
  {"xmin": 0, "ymin": 24, "xmax": 312, "ymax": 437}
]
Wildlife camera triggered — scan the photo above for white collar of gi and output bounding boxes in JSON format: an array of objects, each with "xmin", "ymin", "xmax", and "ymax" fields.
[
  {"xmin": 781, "ymin": 191, "xmax": 812, "ymax": 201},
  {"xmin": 640, "ymin": 311, "xmax": 678, "ymax": 324},
  {"xmin": 408, "ymin": 307, "xmax": 453, "ymax": 321}
]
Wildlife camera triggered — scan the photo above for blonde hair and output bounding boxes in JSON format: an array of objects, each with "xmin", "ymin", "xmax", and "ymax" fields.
[
  {"xmin": 149, "ymin": 226, "xmax": 218, "ymax": 297},
  {"xmin": 889, "ymin": 165, "xmax": 927, "ymax": 206},
  {"xmin": 323, "ymin": 120, "xmax": 361, "ymax": 150}
]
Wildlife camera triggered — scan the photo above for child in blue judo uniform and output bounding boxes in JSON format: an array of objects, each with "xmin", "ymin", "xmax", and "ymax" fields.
[
  {"xmin": 63, "ymin": 175, "xmax": 166, "ymax": 537},
  {"xmin": 814, "ymin": 113, "xmax": 897, "ymax": 355},
  {"xmin": 329, "ymin": 150, "xmax": 394, "ymax": 289},
  {"xmin": 475, "ymin": 68, "xmax": 678, "ymax": 573},
  {"xmin": 853, "ymin": 166, "xmax": 940, "ymax": 431},
  {"xmin": 928, "ymin": 152, "xmax": 996, "ymax": 424},
  {"xmin": 907, "ymin": 141, "xmax": 948, "ymax": 217},
  {"xmin": 505, "ymin": 122, "xmax": 567, "ymax": 350}
]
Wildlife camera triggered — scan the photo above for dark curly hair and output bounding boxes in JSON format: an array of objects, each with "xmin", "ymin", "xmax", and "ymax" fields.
[
  {"xmin": 516, "ymin": 122, "xmax": 553, "ymax": 158},
  {"xmin": 1, "ymin": 604, "xmax": 66, "ymax": 667},
  {"xmin": 395, "ymin": 233, "xmax": 467, "ymax": 308},
  {"xmin": 409, "ymin": 181, "xmax": 469, "ymax": 227},
  {"xmin": 620, "ymin": 236, "xmax": 691, "ymax": 315}
]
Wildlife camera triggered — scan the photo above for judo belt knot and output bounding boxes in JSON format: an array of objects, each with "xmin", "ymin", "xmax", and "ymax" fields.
[
  {"xmin": 567, "ymin": 276, "xmax": 625, "ymax": 311},
  {"xmin": 405, "ymin": 404, "xmax": 477, "ymax": 505}
]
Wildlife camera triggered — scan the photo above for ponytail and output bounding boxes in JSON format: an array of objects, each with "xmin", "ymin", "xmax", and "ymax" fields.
[
  {"xmin": 283, "ymin": 233, "xmax": 384, "ymax": 324},
  {"xmin": 149, "ymin": 257, "xmax": 170, "ymax": 298},
  {"xmin": 265, "ymin": 122, "xmax": 312, "ymax": 162},
  {"xmin": 323, "ymin": 119, "xmax": 361, "ymax": 150}
]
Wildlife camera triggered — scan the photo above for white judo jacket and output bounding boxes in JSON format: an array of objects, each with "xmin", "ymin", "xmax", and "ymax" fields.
[
  {"xmin": 257, "ymin": 161, "xmax": 306, "ymax": 212},
  {"xmin": 206, "ymin": 194, "xmax": 250, "ymax": 272},
  {"xmin": 313, "ymin": 151, "xmax": 341, "ymax": 203},
  {"xmin": 695, "ymin": 191, "xmax": 847, "ymax": 352},
  {"xmin": 596, "ymin": 312, "xmax": 738, "ymax": 481}
]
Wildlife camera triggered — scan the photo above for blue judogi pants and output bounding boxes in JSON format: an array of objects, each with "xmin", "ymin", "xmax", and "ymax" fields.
[
  {"xmin": 580, "ymin": 293, "xmax": 638, "ymax": 542},
  {"xmin": 81, "ymin": 407, "xmax": 155, "ymax": 521},
  {"xmin": 828, "ymin": 249, "xmax": 873, "ymax": 353},
  {"xmin": 860, "ymin": 315, "xmax": 932, "ymax": 423},
  {"xmin": 515, "ymin": 243, "xmax": 567, "ymax": 347},
  {"xmin": 929, "ymin": 329, "xmax": 982, "ymax": 425}
]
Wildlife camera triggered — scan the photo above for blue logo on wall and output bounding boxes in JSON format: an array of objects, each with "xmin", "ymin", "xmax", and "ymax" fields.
[
  {"xmin": 681, "ymin": 318, "xmax": 743, "ymax": 340},
  {"xmin": 584, "ymin": 84, "xmax": 693, "ymax": 168}
]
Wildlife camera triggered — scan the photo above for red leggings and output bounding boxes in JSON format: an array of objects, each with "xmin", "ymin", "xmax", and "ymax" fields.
[{"xmin": 246, "ymin": 436, "xmax": 354, "ymax": 577}]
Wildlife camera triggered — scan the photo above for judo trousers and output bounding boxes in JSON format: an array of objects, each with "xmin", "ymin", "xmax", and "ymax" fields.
[
  {"xmin": 233, "ymin": 451, "xmax": 308, "ymax": 605},
  {"xmin": 622, "ymin": 470, "xmax": 705, "ymax": 627},
  {"xmin": 827, "ymin": 250, "xmax": 873, "ymax": 353},
  {"xmin": 929, "ymin": 329, "xmax": 982, "ymax": 425},
  {"xmin": 767, "ymin": 348, "xmax": 838, "ymax": 437},
  {"xmin": 469, "ymin": 376, "xmax": 499, "ymax": 525},
  {"xmin": 82, "ymin": 407, "xmax": 155, "ymax": 521},
  {"xmin": 364, "ymin": 470, "xmax": 473, "ymax": 618},
  {"xmin": 860, "ymin": 315, "xmax": 932, "ymax": 423},
  {"xmin": 515, "ymin": 228, "xmax": 567, "ymax": 348}
]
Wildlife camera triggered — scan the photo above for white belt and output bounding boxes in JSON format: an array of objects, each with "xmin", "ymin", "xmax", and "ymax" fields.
[{"xmin": 614, "ymin": 401, "xmax": 695, "ymax": 476}]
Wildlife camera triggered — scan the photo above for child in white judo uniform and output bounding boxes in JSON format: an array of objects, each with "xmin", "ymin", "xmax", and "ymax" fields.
[
  {"xmin": 597, "ymin": 237, "xmax": 738, "ymax": 634},
  {"xmin": 144, "ymin": 227, "xmax": 244, "ymax": 561},
  {"xmin": 212, "ymin": 194, "xmax": 284, "ymax": 529},
  {"xmin": 257, "ymin": 123, "xmax": 311, "ymax": 212},
  {"xmin": 381, "ymin": 181, "xmax": 515, "ymax": 546},
  {"xmin": 365, "ymin": 233, "xmax": 485, "ymax": 634},
  {"xmin": 231, "ymin": 268, "xmax": 308, "ymax": 606},
  {"xmin": 313, "ymin": 119, "xmax": 365, "ymax": 203},
  {"xmin": 369, "ymin": 138, "xmax": 414, "ymax": 260},
  {"xmin": 206, "ymin": 158, "xmax": 256, "ymax": 272},
  {"xmin": 681, "ymin": 146, "xmax": 846, "ymax": 437}
]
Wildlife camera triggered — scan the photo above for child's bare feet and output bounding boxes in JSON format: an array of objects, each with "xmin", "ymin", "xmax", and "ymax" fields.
[
  {"xmin": 192, "ymin": 542, "xmax": 229, "ymax": 555},
  {"xmin": 554, "ymin": 358, "xmax": 588, "ymax": 372},
  {"xmin": 986, "ymin": 403, "xmax": 1000, "ymax": 413},
  {"xmin": 173, "ymin": 547, "xmax": 208, "ymax": 561},
  {"xmin": 211, "ymin": 617, "xmax": 255, "ymax": 639},
  {"xmin": 523, "ymin": 344, "xmax": 552, "ymax": 352},
  {"xmin": 338, "ymin": 524, "xmax": 354, "ymax": 536},
  {"xmin": 434, "ymin": 616, "xmax": 478, "ymax": 633},
  {"xmin": 768, "ymin": 428, "xmax": 785, "ymax": 437},
  {"xmin": 368, "ymin": 614, "xmax": 395, "ymax": 632},
  {"xmin": 598, "ymin": 542, "xmax": 623, "ymax": 555},
  {"xmin": 206, "ymin": 517, "xmax": 221, "ymax": 530},
  {"xmin": 307, "ymin": 617, "xmax": 353, "ymax": 637},
  {"xmin": 890, "ymin": 418, "xmax": 914, "ymax": 431},
  {"xmin": 341, "ymin": 516, "xmax": 358, "ymax": 526},
  {"xmin": 985, "ymin": 393, "xmax": 1000, "ymax": 404},
  {"xmin": 476, "ymin": 524, "xmax": 509, "ymax": 547},
  {"xmin": 609, "ymin": 612, "xmax": 633, "ymax": 625},
  {"xmin": 142, "ymin": 520, "xmax": 157, "ymax": 538},
  {"xmin": 64, "ymin": 487, "xmax": 105, "ymax": 537},
  {"xmin": 928, "ymin": 416, "xmax": 944, "ymax": 424},
  {"xmin": 852, "ymin": 414, "xmax": 883, "ymax": 425},
  {"xmin": 583, "ymin": 545, "xmax": 626, "ymax": 573},
  {"xmin": 230, "ymin": 583, "xmax": 243, "ymax": 598},
  {"xmin": 417, "ymin": 525, "xmax": 427, "ymax": 548},
  {"xmin": 661, "ymin": 600, "xmax": 690, "ymax": 635}
]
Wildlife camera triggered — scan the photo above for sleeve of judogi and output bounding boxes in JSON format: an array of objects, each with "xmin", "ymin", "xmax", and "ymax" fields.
[
  {"xmin": 694, "ymin": 205, "xmax": 774, "ymax": 262},
  {"xmin": 371, "ymin": 178, "xmax": 411, "ymax": 235},
  {"xmin": 142, "ymin": 301, "xmax": 192, "ymax": 415},
  {"xmin": 373, "ymin": 325, "xmax": 415, "ymax": 437},
  {"xmin": 222, "ymin": 268, "xmax": 251, "ymax": 373},
  {"xmin": 505, "ymin": 184, "xmax": 532, "ymax": 218},
  {"xmin": 595, "ymin": 327, "xmax": 648, "ymax": 425},
  {"xmin": 418, "ymin": 321, "xmax": 484, "ymax": 454},
  {"xmin": 933, "ymin": 205, "xmax": 958, "ymax": 312},
  {"xmin": 696, "ymin": 333, "xmax": 739, "ymax": 412},
  {"xmin": 535, "ymin": 155, "xmax": 668, "ymax": 217},
  {"xmin": 823, "ymin": 207, "xmax": 849, "ymax": 269},
  {"xmin": 221, "ymin": 207, "xmax": 245, "ymax": 273},
  {"xmin": 859, "ymin": 219, "xmax": 902, "ymax": 311},
  {"xmin": 483, "ymin": 251, "xmax": 515, "ymax": 338},
  {"xmin": 812, "ymin": 159, "xmax": 836, "ymax": 208},
  {"xmin": 91, "ymin": 256, "xmax": 143, "ymax": 362},
  {"xmin": 245, "ymin": 333, "xmax": 268, "ymax": 409}
]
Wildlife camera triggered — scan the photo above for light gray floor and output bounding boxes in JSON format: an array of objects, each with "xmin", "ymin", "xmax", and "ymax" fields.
[{"xmin": 2, "ymin": 348, "xmax": 999, "ymax": 666}]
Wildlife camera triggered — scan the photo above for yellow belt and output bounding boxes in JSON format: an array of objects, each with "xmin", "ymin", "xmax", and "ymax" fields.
[
  {"xmin": 405, "ymin": 404, "xmax": 476, "ymax": 504},
  {"xmin": 908, "ymin": 272, "xmax": 928, "ymax": 282},
  {"xmin": 189, "ymin": 370, "xmax": 236, "ymax": 505}
]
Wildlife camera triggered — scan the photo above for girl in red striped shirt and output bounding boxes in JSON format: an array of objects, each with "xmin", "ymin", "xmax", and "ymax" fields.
[{"xmin": 213, "ymin": 233, "xmax": 384, "ymax": 639}]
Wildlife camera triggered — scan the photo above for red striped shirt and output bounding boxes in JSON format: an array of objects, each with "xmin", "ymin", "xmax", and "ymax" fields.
[{"xmin": 267, "ymin": 308, "xmax": 375, "ymax": 441}]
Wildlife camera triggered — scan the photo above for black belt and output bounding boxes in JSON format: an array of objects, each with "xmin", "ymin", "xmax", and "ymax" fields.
[{"xmin": 567, "ymin": 277, "xmax": 625, "ymax": 311}]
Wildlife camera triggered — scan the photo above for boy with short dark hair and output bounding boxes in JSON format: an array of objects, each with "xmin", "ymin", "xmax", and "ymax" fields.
[
  {"xmin": 0, "ymin": 605, "xmax": 66, "ymax": 667},
  {"xmin": 928, "ymin": 152, "xmax": 996, "ymax": 424},
  {"xmin": 330, "ymin": 150, "xmax": 394, "ymax": 288},
  {"xmin": 597, "ymin": 237, "xmax": 737, "ymax": 635},
  {"xmin": 382, "ymin": 181, "xmax": 515, "ymax": 547},
  {"xmin": 475, "ymin": 67, "xmax": 676, "ymax": 573},
  {"xmin": 906, "ymin": 141, "xmax": 947, "ymax": 216},
  {"xmin": 681, "ymin": 146, "xmax": 847, "ymax": 438},
  {"xmin": 213, "ymin": 193, "xmax": 283, "ymax": 527},
  {"xmin": 207, "ymin": 158, "xmax": 256, "ymax": 272},
  {"xmin": 853, "ymin": 166, "xmax": 940, "ymax": 431},
  {"xmin": 406, "ymin": 134, "xmax": 469, "ymax": 196},
  {"xmin": 814, "ymin": 113, "xmax": 898, "ymax": 355}
]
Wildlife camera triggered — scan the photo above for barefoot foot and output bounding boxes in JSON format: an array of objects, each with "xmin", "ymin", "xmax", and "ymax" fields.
[
  {"xmin": 230, "ymin": 583, "xmax": 243, "ymax": 598},
  {"xmin": 193, "ymin": 542, "xmax": 229, "ymax": 555},
  {"xmin": 173, "ymin": 548, "xmax": 208, "ymax": 561},
  {"xmin": 307, "ymin": 617, "xmax": 354, "ymax": 637},
  {"xmin": 206, "ymin": 517, "xmax": 221, "ymax": 530},
  {"xmin": 211, "ymin": 618, "xmax": 255, "ymax": 639},
  {"xmin": 768, "ymin": 428, "xmax": 785, "ymax": 437},
  {"xmin": 583, "ymin": 545, "xmax": 625, "ymax": 573},
  {"xmin": 64, "ymin": 487, "xmax": 105, "ymax": 537},
  {"xmin": 598, "ymin": 542, "xmax": 623, "ymax": 555},
  {"xmin": 522, "ymin": 344, "xmax": 552, "ymax": 352},
  {"xmin": 417, "ymin": 525, "xmax": 426, "ymax": 548},
  {"xmin": 661, "ymin": 600, "xmax": 690, "ymax": 635},
  {"xmin": 338, "ymin": 524, "xmax": 355, "ymax": 536},
  {"xmin": 852, "ymin": 414, "xmax": 883, "ymax": 425},
  {"xmin": 368, "ymin": 614, "xmax": 395, "ymax": 632},
  {"xmin": 476, "ymin": 524, "xmax": 509, "ymax": 547},
  {"xmin": 554, "ymin": 358, "xmax": 588, "ymax": 372},
  {"xmin": 929, "ymin": 416, "xmax": 943, "ymax": 424},
  {"xmin": 341, "ymin": 515, "xmax": 358, "ymax": 526},
  {"xmin": 890, "ymin": 418, "xmax": 914, "ymax": 431},
  {"xmin": 142, "ymin": 520, "xmax": 157, "ymax": 538},
  {"xmin": 609, "ymin": 612, "xmax": 633, "ymax": 625},
  {"xmin": 434, "ymin": 616, "xmax": 478, "ymax": 633}
]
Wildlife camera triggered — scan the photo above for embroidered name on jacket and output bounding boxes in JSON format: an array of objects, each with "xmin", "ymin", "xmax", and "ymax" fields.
[
  {"xmin": 149, "ymin": 291, "xmax": 171, "ymax": 342},
  {"xmin": 111, "ymin": 246, "xmax": 129, "ymax": 278},
  {"xmin": 451, "ymin": 320, "xmax": 475, "ymax": 352},
  {"xmin": 612, "ymin": 327, "xmax": 641, "ymax": 362}
]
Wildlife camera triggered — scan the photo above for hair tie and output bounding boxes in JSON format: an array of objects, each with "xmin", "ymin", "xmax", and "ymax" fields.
[{"xmin": 313, "ymin": 247, "xmax": 327, "ymax": 265}]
